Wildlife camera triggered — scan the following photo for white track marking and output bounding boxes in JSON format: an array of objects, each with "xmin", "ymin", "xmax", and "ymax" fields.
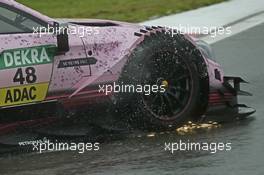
[{"xmin": 202, "ymin": 12, "xmax": 264, "ymax": 44}]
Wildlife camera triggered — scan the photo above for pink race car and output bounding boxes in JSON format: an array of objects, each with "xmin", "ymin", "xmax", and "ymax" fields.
[{"xmin": 0, "ymin": 0, "xmax": 255, "ymax": 139}]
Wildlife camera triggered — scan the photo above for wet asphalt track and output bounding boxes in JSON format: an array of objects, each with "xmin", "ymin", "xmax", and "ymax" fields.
[{"xmin": 0, "ymin": 23, "xmax": 264, "ymax": 175}]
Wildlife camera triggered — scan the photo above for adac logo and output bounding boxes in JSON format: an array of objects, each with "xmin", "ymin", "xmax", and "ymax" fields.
[
  {"xmin": 0, "ymin": 45, "xmax": 57, "ymax": 69},
  {"xmin": 0, "ymin": 83, "xmax": 49, "ymax": 107}
]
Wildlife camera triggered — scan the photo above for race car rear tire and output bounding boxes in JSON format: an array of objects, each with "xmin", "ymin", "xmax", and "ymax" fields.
[{"xmin": 115, "ymin": 31, "xmax": 203, "ymax": 130}]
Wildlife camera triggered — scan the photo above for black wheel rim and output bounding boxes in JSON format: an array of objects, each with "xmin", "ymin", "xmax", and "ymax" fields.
[{"xmin": 140, "ymin": 51, "xmax": 193, "ymax": 121}]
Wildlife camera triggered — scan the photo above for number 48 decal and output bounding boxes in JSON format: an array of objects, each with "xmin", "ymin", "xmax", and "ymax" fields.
[{"xmin": 13, "ymin": 67, "xmax": 37, "ymax": 85}]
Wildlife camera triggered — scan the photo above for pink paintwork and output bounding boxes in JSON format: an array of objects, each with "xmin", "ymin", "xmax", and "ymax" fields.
[
  {"xmin": 0, "ymin": 0, "xmax": 256, "ymax": 137},
  {"xmin": 0, "ymin": 0, "xmax": 224, "ymax": 109}
]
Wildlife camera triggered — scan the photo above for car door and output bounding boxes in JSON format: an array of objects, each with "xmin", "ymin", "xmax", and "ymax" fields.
[{"xmin": 0, "ymin": 3, "xmax": 57, "ymax": 108}]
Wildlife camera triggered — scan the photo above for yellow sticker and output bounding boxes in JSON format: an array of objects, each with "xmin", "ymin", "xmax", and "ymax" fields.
[{"xmin": 0, "ymin": 82, "xmax": 49, "ymax": 107}]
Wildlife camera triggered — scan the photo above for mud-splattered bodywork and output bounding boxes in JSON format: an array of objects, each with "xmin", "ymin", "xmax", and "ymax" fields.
[
  {"xmin": 0, "ymin": 0, "xmax": 147, "ymax": 109},
  {"xmin": 0, "ymin": 0, "xmax": 254, "ymax": 130}
]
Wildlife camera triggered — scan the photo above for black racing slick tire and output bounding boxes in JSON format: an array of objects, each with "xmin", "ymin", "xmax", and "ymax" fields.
[{"xmin": 115, "ymin": 31, "xmax": 207, "ymax": 130}]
